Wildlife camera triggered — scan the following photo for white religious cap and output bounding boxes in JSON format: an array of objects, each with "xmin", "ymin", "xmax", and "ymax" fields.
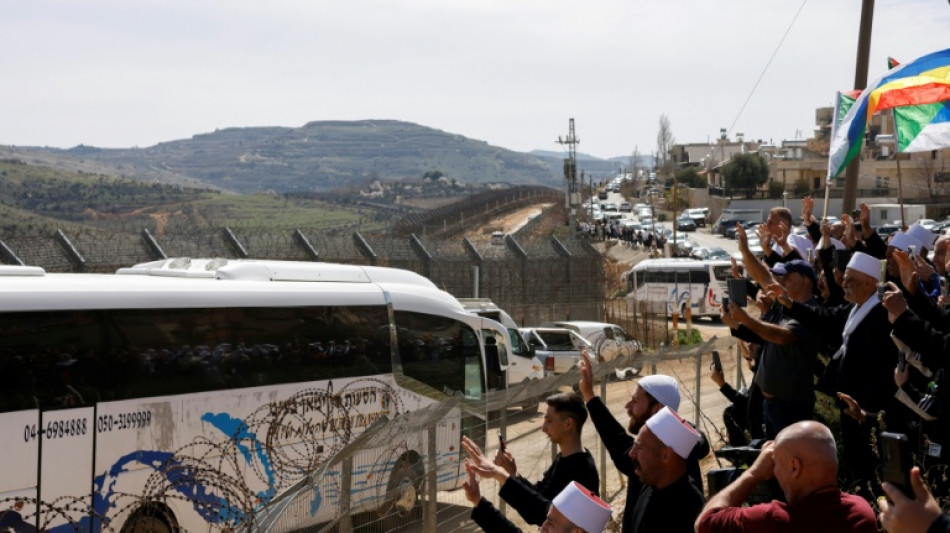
[
  {"xmin": 637, "ymin": 375, "xmax": 681, "ymax": 411},
  {"xmin": 645, "ymin": 406, "xmax": 701, "ymax": 459},
  {"xmin": 788, "ymin": 232, "xmax": 815, "ymax": 259},
  {"xmin": 830, "ymin": 237, "xmax": 846, "ymax": 250},
  {"xmin": 846, "ymin": 251, "xmax": 882, "ymax": 280},
  {"xmin": 906, "ymin": 224, "xmax": 936, "ymax": 250},
  {"xmin": 888, "ymin": 231, "xmax": 917, "ymax": 253},
  {"xmin": 552, "ymin": 482, "xmax": 612, "ymax": 533}
]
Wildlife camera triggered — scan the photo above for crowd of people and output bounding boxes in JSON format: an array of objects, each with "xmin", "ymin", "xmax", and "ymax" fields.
[{"xmin": 458, "ymin": 198, "xmax": 950, "ymax": 533}]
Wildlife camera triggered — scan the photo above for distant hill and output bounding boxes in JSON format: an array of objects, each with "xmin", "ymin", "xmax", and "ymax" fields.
[{"xmin": 3, "ymin": 121, "xmax": 583, "ymax": 194}]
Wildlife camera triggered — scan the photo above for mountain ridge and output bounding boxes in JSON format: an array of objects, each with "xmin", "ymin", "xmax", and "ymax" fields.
[{"xmin": 2, "ymin": 120, "xmax": 628, "ymax": 193}]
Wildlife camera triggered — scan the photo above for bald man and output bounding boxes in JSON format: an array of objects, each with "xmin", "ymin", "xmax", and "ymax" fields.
[{"xmin": 695, "ymin": 421, "xmax": 877, "ymax": 533}]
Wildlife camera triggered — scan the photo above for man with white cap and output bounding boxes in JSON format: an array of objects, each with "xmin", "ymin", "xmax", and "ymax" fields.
[
  {"xmin": 695, "ymin": 420, "xmax": 877, "ymax": 533},
  {"xmin": 769, "ymin": 250, "xmax": 899, "ymax": 491},
  {"xmin": 578, "ymin": 354, "xmax": 707, "ymax": 533},
  {"xmin": 462, "ymin": 463, "xmax": 613, "ymax": 533},
  {"xmin": 625, "ymin": 406, "xmax": 705, "ymax": 533}
]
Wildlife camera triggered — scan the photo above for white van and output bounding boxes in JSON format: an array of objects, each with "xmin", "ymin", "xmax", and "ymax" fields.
[{"xmin": 458, "ymin": 298, "xmax": 544, "ymax": 388}]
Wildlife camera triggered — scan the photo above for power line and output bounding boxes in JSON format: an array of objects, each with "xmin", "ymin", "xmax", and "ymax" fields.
[{"xmin": 727, "ymin": 0, "xmax": 809, "ymax": 137}]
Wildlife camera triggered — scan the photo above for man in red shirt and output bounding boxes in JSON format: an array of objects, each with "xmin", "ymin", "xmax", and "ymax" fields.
[{"xmin": 694, "ymin": 420, "xmax": 877, "ymax": 533}]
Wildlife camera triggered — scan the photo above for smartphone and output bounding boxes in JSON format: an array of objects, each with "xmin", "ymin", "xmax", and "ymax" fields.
[
  {"xmin": 878, "ymin": 259, "xmax": 888, "ymax": 299},
  {"xmin": 711, "ymin": 350, "xmax": 723, "ymax": 373},
  {"xmin": 897, "ymin": 351, "xmax": 907, "ymax": 373},
  {"xmin": 880, "ymin": 432, "xmax": 913, "ymax": 498},
  {"xmin": 721, "ymin": 297, "xmax": 729, "ymax": 309},
  {"xmin": 498, "ymin": 432, "xmax": 506, "ymax": 452},
  {"xmin": 727, "ymin": 278, "xmax": 748, "ymax": 308}
]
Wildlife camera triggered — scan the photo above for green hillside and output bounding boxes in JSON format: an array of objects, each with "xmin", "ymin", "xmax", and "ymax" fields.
[
  {"xmin": 0, "ymin": 159, "xmax": 387, "ymax": 236},
  {"xmin": 7, "ymin": 121, "xmax": 569, "ymax": 193}
]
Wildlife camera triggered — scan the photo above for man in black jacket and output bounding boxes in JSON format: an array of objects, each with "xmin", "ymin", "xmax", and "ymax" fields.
[
  {"xmin": 770, "ymin": 251, "xmax": 900, "ymax": 493},
  {"xmin": 578, "ymin": 352, "xmax": 707, "ymax": 533},
  {"xmin": 461, "ymin": 392, "xmax": 599, "ymax": 526}
]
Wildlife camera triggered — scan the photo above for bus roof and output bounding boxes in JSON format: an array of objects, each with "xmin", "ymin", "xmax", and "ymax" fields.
[
  {"xmin": 630, "ymin": 258, "xmax": 733, "ymax": 271},
  {"xmin": 0, "ymin": 259, "xmax": 465, "ymax": 317}
]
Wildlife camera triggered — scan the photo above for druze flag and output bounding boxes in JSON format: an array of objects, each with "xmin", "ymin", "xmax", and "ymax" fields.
[{"xmin": 827, "ymin": 48, "xmax": 950, "ymax": 180}]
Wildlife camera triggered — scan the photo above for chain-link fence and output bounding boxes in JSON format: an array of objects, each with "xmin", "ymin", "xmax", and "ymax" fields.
[{"xmin": 243, "ymin": 339, "xmax": 732, "ymax": 533}]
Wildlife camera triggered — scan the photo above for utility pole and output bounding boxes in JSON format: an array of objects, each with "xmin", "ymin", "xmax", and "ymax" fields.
[
  {"xmin": 558, "ymin": 119, "xmax": 580, "ymax": 231},
  {"xmin": 841, "ymin": 0, "xmax": 875, "ymax": 213}
]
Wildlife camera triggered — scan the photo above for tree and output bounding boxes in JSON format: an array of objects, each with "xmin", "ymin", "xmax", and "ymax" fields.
[
  {"xmin": 674, "ymin": 167, "xmax": 707, "ymax": 188},
  {"xmin": 629, "ymin": 146, "xmax": 642, "ymax": 191},
  {"xmin": 656, "ymin": 115, "xmax": 675, "ymax": 179},
  {"xmin": 722, "ymin": 153, "xmax": 770, "ymax": 198}
]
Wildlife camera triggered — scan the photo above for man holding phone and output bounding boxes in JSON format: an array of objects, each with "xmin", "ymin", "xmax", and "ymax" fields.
[
  {"xmin": 462, "ymin": 392, "xmax": 599, "ymax": 527},
  {"xmin": 722, "ymin": 258, "xmax": 820, "ymax": 439}
]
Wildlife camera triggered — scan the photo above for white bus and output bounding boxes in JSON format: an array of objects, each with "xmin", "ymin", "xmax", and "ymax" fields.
[
  {"xmin": 0, "ymin": 258, "xmax": 507, "ymax": 533},
  {"xmin": 625, "ymin": 259, "xmax": 733, "ymax": 318}
]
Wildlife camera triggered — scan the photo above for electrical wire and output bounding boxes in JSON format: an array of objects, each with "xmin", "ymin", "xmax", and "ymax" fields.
[{"xmin": 727, "ymin": 0, "xmax": 809, "ymax": 137}]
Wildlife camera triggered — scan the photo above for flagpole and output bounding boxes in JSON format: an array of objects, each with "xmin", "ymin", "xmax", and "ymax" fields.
[
  {"xmin": 893, "ymin": 109, "xmax": 906, "ymax": 229},
  {"xmin": 897, "ymin": 149, "xmax": 906, "ymax": 230},
  {"xmin": 823, "ymin": 177, "xmax": 832, "ymax": 221}
]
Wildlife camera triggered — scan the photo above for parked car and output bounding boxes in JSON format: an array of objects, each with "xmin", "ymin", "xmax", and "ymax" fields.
[
  {"xmin": 916, "ymin": 218, "xmax": 939, "ymax": 231},
  {"xmin": 877, "ymin": 223, "xmax": 901, "ymax": 237},
  {"xmin": 674, "ymin": 238, "xmax": 698, "ymax": 257},
  {"xmin": 684, "ymin": 208, "xmax": 709, "ymax": 227},
  {"xmin": 724, "ymin": 220, "xmax": 759, "ymax": 239},
  {"xmin": 714, "ymin": 217, "xmax": 752, "ymax": 236},
  {"xmin": 539, "ymin": 321, "xmax": 640, "ymax": 363},
  {"xmin": 691, "ymin": 246, "xmax": 731, "ymax": 261},
  {"xmin": 676, "ymin": 214, "xmax": 697, "ymax": 232},
  {"xmin": 619, "ymin": 202, "xmax": 632, "ymax": 212},
  {"xmin": 518, "ymin": 327, "xmax": 592, "ymax": 376}
]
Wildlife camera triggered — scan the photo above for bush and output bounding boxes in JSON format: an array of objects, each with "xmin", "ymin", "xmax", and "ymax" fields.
[{"xmin": 670, "ymin": 328, "xmax": 703, "ymax": 346}]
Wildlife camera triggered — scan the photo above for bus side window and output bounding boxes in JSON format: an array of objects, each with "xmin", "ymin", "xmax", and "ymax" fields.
[{"xmin": 394, "ymin": 311, "xmax": 481, "ymax": 398}]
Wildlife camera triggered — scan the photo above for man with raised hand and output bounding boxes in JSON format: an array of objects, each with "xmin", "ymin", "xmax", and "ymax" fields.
[
  {"xmin": 578, "ymin": 352, "xmax": 706, "ymax": 533},
  {"xmin": 461, "ymin": 391, "xmax": 599, "ymax": 526},
  {"xmin": 769, "ymin": 251, "xmax": 899, "ymax": 492},
  {"xmin": 695, "ymin": 420, "xmax": 876, "ymax": 533}
]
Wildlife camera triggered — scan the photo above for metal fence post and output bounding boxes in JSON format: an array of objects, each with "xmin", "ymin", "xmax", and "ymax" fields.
[
  {"xmin": 339, "ymin": 457, "xmax": 353, "ymax": 533},
  {"xmin": 694, "ymin": 348, "xmax": 702, "ymax": 428},
  {"xmin": 425, "ymin": 424, "xmax": 438, "ymax": 532}
]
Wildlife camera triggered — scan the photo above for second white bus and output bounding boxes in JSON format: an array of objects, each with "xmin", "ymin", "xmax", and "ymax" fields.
[{"xmin": 625, "ymin": 259, "xmax": 733, "ymax": 318}]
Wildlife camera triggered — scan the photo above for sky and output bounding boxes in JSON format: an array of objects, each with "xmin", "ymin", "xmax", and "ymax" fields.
[{"xmin": 2, "ymin": 0, "xmax": 949, "ymax": 160}]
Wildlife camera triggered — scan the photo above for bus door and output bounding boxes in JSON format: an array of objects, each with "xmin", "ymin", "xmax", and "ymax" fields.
[
  {"xmin": 0, "ymin": 410, "xmax": 40, "ymax": 532},
  {"xmin": 39, "ymin": 406, "xmax": 95, "ymax": 531}
]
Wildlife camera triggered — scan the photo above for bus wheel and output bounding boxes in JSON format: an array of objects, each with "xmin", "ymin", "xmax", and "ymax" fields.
[
  {"xmin": 120, "ymin": 504, "xmax": 178, "ymax": 533},
  {"xmin": 383, "ymin": 454, "xmax": 424, "ymax": 521}
]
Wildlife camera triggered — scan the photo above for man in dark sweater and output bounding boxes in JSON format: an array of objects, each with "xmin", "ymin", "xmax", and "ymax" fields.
[
  {"xmin": 462, "ymin": 392, "xmax": 599, "ymax": 526},
  {"xmin": 578, "ymin": 351, "xmax": 707, "ymax": 533}
]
